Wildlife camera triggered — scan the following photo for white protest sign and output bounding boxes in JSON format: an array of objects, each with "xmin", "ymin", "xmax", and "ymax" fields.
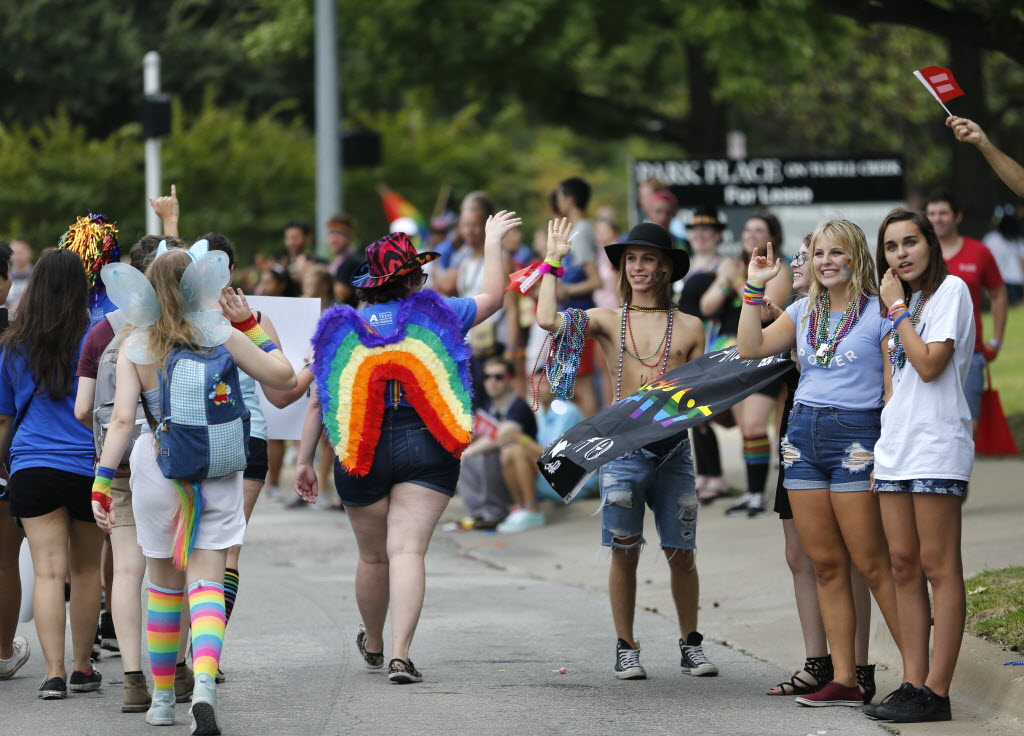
[{"xmin": 245, "ymin": 296, "xmax": 322, "ymax": 440}]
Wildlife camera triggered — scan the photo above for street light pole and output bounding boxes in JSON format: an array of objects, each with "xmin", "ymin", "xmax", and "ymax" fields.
[
  {"xmin": 143, "ymin": 51, "xmax": 162, "ymax": 236},
  {"xmin": 314, "ymin": 0, "xmax": 341, "ymax": 257}
]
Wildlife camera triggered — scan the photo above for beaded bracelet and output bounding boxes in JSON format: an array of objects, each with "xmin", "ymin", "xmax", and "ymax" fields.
[{"xmin": 892, "ymin": 312, "xmax": 910, "ymax": 329}]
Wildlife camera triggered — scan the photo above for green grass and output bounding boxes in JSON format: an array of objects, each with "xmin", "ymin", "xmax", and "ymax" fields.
[
  {"xmin": 983, "ymin": 309, "xmax": 1024, "ymax": 416},
  {"xmin": 964, "ymin": 567, "xmax": 1024, "ymax": 652}
]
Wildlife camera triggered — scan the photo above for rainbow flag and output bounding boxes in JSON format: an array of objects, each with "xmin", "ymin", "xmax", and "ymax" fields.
[{"xmin": 379, "ymin": 187, "xmax": 428, "ymax": 239}]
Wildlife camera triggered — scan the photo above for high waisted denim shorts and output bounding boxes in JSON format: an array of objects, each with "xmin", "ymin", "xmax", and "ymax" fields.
[
  {"xmin": 333, "ymin": 406, "xmax": 460, "ymax": 507},
  {"xmin": 782, "ymin": 403, "xmax": 881, "ymax": 493}
]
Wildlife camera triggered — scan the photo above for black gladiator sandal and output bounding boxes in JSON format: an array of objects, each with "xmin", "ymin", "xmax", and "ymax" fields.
[
  {"xmin": 769, "ymin": 654, "xmax": 833, "ymax": 695},
  {"xmin": 857, "ymin": 664, "xmax": 877, "ymax": 705}
]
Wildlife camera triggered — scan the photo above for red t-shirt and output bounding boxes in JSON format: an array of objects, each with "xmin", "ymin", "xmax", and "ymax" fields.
[
  {"xmin": 944, "ymin": 237, "xmax": 1003, "ymax": 352},
  {"xmin": 76, "ymin": 318, "xmax": 116, "ymax": 380}
]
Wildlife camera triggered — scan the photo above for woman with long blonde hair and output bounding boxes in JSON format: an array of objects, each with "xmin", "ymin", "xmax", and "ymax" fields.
[{"xmin": 737, "ymin": 220, "xmax": 902, "ymax": 708}]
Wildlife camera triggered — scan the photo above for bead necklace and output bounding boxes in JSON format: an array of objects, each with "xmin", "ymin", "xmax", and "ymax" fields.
[
  {"xmin": 888, "ymin": 293, "xmax": 929, "ymax": 369},
  {"xmin": 627, "ymin": 303, "xmax": 674, "ymax": 313},
  {"xmin": 530, "ymin": 308, "xmax": 589, "ymax": 411},
  {"xmin": 625, "ymin": 309, "xmax": 670, "ymax": 366},
  {"xmin": 616, "ymin": 303, "xmax": 674, "ymax": 400},
  {"xmin": 807, "ymin": 291, "xmax": 869, "ymax": 367}
]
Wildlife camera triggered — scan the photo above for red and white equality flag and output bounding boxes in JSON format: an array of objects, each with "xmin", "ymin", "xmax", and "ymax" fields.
[{"xmin": 914, "ymin": 66, "xmax": 965, "ymax": 114}]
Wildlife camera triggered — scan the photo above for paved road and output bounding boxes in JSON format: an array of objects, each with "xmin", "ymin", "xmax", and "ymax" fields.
[{"xmin": 2, "ymin": 504, "xmax": 884, "ymax": 736}]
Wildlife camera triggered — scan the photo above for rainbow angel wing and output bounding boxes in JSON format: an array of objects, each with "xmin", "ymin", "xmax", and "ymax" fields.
[{"xmin": 312, "ymin": 293, "xmax": 473, "ymax": 476}]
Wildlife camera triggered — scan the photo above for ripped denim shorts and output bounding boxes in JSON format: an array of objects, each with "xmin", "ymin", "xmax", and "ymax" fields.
[
  {"xmin": 782, "ymin": 403, "xmax": 881, "ymax": 493},
  {"xmin": 598, "ymin": 435, "xmax": 698, "ymax": 551}
]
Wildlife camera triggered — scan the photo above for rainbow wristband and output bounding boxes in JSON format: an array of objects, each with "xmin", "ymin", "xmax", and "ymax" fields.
[
  {"xmin": 231, "ymin": 315, "xmax": 278, "ymax": 353},
  {"xmin": 92, "ymin": 465, "xmax": 116, "ymax": 512},
  {"xmin": 742, "ymin": 281, "xmax": 766, "ymax": 305},
  {"xmin": 892, "ymin": 312, "xmax": 910, "ymax": 329}
]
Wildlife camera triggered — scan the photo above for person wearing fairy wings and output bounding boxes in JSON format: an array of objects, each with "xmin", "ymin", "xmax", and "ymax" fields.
[
  {"xmin": 536, "ymin": 219, "xmax": 718, "ymax": 682},
  {"xmin": 90, "ymin": 242, "xmax": 295, "ymax": 734},
  {"xmin": 294, "ymin": 211, "xmax": 520, "ymax": 685},
  {"xmin": 737, "ymin": 220, "xmax": 903, "ymax": 709}
]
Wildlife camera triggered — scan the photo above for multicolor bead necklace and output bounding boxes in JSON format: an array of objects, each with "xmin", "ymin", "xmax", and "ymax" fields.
[
  {"xmin": 888, "ymin": 293, "xmax": 929, "ymax": 369},
  {"xmin": 807, "ymin": 291, "xmax": 869, "ymax": 367},
  {"xmin": 616, "ymin": 303, "xmax": 674, "ymax": 400}
]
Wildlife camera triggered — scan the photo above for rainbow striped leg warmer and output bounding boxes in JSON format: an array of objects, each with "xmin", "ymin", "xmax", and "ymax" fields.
[
  {"xmin": 147, "ymin": 584, "xmax": 185, "ymax": 691},
  {"xmin": 188, "ymin": 580, "xmax": 227, "ymax": 680}
]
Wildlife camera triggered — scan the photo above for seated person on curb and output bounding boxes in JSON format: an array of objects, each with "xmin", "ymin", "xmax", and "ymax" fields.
[
  {"xmin": 536, "ymin": 219, "xmax": 718, "ymax": 681},
  {"xmin": 455, "ymin": 357, "xmax": 536, "ymax": 530}
]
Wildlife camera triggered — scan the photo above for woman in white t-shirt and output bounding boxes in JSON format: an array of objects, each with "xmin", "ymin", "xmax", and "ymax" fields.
[
  {"xmin": 869, "ymin": 209, "xmax": 975, "ymax": 723},
  {"xmin": 737, "ymin": 220, "xmax": 902, "ymax": 709}
]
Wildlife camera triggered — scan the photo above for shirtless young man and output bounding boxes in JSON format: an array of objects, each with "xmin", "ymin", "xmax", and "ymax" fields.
[{"xmin": 537, "ymin": 219, "xmax": 718, "ymax": 680}]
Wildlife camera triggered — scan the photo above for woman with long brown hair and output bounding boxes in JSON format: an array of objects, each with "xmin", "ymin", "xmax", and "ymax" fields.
[{"xmin": 0, "ymin": 249, "xmax": 104, "ymax": 699}]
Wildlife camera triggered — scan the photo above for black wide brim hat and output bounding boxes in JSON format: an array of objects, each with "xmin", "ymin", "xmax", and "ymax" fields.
[{"xmin": 604, "ymin": 223, "xmax": 689, "ymax": 282}]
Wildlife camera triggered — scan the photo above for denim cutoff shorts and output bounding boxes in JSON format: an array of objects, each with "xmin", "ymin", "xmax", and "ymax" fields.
[
  {"xmin": 598, "ymin": 435, "xmax": 698, "ymax": 551},
  {"xmin": 874, "ymin": 478, "xmax": 969, "ymax": 498},
  {"xmin": 781, "ymin": 403, "xmax": 881, "ymax": 493},
  {"xmin": 333, "ymin": 406, "xmax": 460, "ymax": 507}
]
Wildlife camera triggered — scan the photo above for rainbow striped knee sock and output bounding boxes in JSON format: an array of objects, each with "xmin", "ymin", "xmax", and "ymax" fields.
[
  {"xmin": 743, "ymin": 435, "xmax": 771, "ymax": 496},
  {"xmin": 147, "ymin": 584, "xmax": 185, "ymax": 691},
  {"xmin": 188, "ymin": 580, "xmax": 227, "ymax": 680}
]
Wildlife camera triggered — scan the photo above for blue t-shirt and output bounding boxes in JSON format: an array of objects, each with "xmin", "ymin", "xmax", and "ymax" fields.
[
  {"xmin": 0, "ymin": 344, "xmax": 95, "ymax": 476},
  {"xmin": 89, "ymin": 291, "xmax": 117, "ymax": 327},
  {"xmin": 785, "ymin": 294, "xmax": 889, "ymax": 410},
  {"xmin": 358, "ymin": 296, "xmax": 477, "ymax": 407}
]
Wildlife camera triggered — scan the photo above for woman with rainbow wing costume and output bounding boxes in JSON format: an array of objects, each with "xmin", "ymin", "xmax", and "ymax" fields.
[{"xmin": 295, "ymin": 211, "xmax": 520, "ymax": 684}]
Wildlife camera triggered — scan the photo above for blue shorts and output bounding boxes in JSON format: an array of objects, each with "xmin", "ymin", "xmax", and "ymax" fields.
[
  {"xmin": 875, "ymin": 478, "xmax": 968, "ymax": 498},
  {"xmin": 963, "ymin": 351, "xmax": 986, "ymax": 420},
  {"xmin": 782, "ymin": 404, "xmax": 881, "ymax": 493},
  {"xmin": 333, "ymin": 406, "xmax": 460, "ymax": 507},
  {"xmin": 598, "ymin": 436, "xmax": 698, "ymax": 551}
]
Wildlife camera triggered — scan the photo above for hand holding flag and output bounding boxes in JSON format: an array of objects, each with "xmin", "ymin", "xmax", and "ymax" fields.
[{"xmin": 914, "ymin": 66, "xmax": 965, "ymax": 116}]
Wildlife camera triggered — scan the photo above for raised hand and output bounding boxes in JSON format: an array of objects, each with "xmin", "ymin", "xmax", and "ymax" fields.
[
  {"xmin": 546, "ymin": 217, "xmax": 574, "ymax": 261},
  {"xmin": 149, "ymin": 184, "xmax": 179, "ymax": 225},
  {"xmin": 219, "ymin": 287, "xmax": 254, "ymax": 323},
  {"xmin": 485, "ymin": 210, "xmax": 523, "ymax": 243},
  {"xmin": 879, "ymin": 268, "xmax": 905, "ymax": 311},
  {"xmin": 747, "ymin": 242, "xmax": 783, "ymax": 286}
]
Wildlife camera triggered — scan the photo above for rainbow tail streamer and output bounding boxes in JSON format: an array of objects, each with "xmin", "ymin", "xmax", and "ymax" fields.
[{"xmin": 172, "ymin": 480, "xmax": 205, "ymax": 570}]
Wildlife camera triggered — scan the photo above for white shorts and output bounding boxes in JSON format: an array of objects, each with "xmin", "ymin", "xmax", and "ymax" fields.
[{"xmin": 129, "ymin": 433, "xmax": 246, "ymax": 558}]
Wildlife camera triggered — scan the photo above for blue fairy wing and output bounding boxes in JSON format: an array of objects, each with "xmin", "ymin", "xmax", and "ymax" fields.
[
  {"xmin": 123, "ymin": 327, "xmax": 155, "ymax": 365},
  {"xmin": 99, "ymin": 264, "xmax": 159, "ymax": 328},
  {"xmin": 186, "ymin": 309, "xmax": 232, "ymax": 348},
  {"xmin": 180, "ymin": 250, "xmax": 230, "ymax": 313}
]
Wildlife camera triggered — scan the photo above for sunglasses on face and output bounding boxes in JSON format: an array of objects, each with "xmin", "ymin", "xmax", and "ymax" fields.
[
  {"xmin": 791, "ymin": 253, "xmax": 808, "ymax": 267},
  {"xmin": 483, "ymin": 373, "xmax": 507, "ymax": 380}
]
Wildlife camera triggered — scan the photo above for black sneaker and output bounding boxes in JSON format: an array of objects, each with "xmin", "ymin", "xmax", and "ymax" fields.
[
  {"xmin": 876, "ymin": 684, "xmax": 952, "ymax": 722},
  {"xmin": 388, "ymin": 658, "xmax": 423, "ymax": 684},
  {"xmin": 38, "ymin": 676, "xmax": 67, "ymax": 699},
  {"xmin": 679, "ymin": 632, "xmax": 719, "ymax": 676},
  {"xmin": 865, "ymin": 682, "xmax": 920, "ymax": 720},
  {"xmin": 613, "ymin": 638, "xmax": 646, "ymax": 680},
  {"xmin": 69, "ymin": 667, "xmax": 102, "ymax": 692},
  {"xmin": 747, "ymin": 493, "xmax": 766, "ymax": 518},
  {"xmin": 356, "ymin": 624, "xmax": 384, "ymax": 670}
]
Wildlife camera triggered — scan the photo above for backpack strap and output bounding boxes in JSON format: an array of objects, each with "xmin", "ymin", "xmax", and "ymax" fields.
[{"xmin": 104, "ymin": 309, "xmax": 129, "ymax": 334}]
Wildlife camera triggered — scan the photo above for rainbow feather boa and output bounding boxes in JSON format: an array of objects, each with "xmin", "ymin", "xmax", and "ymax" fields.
[{"xmin": 312, "ymin": 291, "xmax": 474, "ymax": 477}]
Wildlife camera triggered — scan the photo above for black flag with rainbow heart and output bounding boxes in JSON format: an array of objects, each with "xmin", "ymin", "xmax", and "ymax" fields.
[{"xmin": 538, "ymin": 347, "xmax": 794, "ymax": 501}]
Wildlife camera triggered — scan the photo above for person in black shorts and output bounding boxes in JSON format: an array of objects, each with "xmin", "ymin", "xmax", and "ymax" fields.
[{"xmin": 0, "ymin": 250, "xmax": 105, "ymax": 699}]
